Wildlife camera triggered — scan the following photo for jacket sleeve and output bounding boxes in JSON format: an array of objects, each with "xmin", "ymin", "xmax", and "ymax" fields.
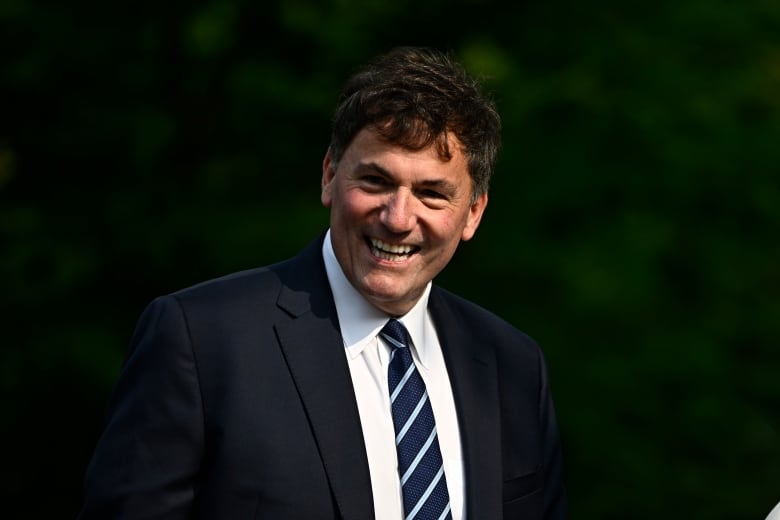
[{"xmin": 79, "ymin": 295, "xmax": 205, "ymax": 519}]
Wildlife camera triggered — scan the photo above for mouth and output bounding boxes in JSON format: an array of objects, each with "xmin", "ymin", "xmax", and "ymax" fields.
[{"xmin": 367, "ymin": 237, "xmax": 419, "ymax": 262}]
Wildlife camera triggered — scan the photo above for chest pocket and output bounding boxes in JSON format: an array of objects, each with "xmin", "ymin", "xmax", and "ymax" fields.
[{"xmin": 502, "ymin": 467, "xmax": 543, "ymax": 518}]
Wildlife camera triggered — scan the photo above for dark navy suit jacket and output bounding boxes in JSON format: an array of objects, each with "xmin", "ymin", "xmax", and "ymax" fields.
[{"xmin": 79, "ymin": 236, "xmax": 568, "ymax": 519}]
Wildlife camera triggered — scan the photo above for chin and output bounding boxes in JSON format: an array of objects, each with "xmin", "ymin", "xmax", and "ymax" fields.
[{"xmin": 364, "ymin": 289, "xmax": 402, "ymax": 307}]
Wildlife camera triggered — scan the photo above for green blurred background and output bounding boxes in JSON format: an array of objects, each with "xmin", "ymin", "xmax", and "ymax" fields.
[{"xmin": 1, "ymin": 0, "xmax": 778, "ymax": 517}]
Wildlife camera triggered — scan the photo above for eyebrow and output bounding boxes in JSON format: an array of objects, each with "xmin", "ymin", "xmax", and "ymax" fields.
[{"xmin": 359, "ymin": 162, "xmax": 391, "ymax": 176}]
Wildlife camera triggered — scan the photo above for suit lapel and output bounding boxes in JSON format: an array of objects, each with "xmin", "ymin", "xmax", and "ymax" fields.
[
  {"xmin": 273, "ymin": 240, "xmax": 374, "ymax": 520},
  {"xmin": 429, "ymin": 288, "xmax": 503, "ymax": 519},
  {"xmin": 270, "ymin": 240, "xmax": 504, "ymax": 519}
]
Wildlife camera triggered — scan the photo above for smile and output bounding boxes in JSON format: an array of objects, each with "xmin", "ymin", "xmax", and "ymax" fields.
[{"xmin": 368, "ymin": 237, "xmax": 419, "ymax": 262}]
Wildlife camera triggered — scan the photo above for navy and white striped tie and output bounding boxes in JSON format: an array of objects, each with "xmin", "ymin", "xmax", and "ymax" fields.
[{"xmin": 381, "ymin": 319, "xmax": 452, "ymax": 520}]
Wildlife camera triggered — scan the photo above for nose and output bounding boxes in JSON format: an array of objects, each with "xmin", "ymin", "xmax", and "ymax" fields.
[{"xmin": 380, "ymin": 189, "xmax": 416, "ymax": 233}]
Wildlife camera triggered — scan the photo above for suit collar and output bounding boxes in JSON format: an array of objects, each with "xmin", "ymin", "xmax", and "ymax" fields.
[
  {"xmin": 322, "ymin": 230, "xmax": 437, "ymax": 367},
  {"xmin": 429, "ymin": 287, "xmax": 503, "ymax": 519},
  {"xmin": 321, "ymin": 230, "xmax": 387, "ymax": 358},
  {"xmin": 273, "ymin": 237, "xmax": 375, "ymax": 520},
  {"xmin": 273, "ymin": 238, "xmax": 503, "ymax": 519}
]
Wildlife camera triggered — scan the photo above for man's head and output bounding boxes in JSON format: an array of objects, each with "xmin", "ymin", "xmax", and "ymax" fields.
[
  {"xmin": 328, "ymin": 46, "xmax": 501, "ymax": 200},
  {"xmin": 322, "ymin": 47, "xmax": 501, "ymax": 316}
]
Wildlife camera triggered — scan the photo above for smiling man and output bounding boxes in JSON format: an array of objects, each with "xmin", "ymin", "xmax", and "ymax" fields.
[
  {"xmin": 321, "ymin": 126, "xmax": 485, "ymax": 317},
  {"xmin": 79, "ymin": 47, "xmax": 568, "ymax": 520}
]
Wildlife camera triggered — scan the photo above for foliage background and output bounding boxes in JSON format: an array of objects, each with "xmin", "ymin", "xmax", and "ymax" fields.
[{"xmin": 1, "ymin": 0, "xmax": 778, "ymax": 517}]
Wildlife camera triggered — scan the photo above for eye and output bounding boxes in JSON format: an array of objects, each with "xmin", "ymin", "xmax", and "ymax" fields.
[
  {"xmin": 420, "ymin": 189, "xmax": 446, "ymax": 200},
  {"xmin": 357, "ymin": 174, "xmax": 392, "ymax": 193},
  {"xmin": 361, "ymin": 175, "xmax": 387, "ymax": 186},
  {"xmin": 365, "ymin": 175, "xmax": 384, "ymax": 184}
]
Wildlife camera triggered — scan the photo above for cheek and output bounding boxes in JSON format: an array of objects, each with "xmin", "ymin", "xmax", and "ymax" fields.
[
  {"xmin": 431, "ymin": 215, "xmax": 460, "ymax": 241},
  {"xmin": 339, "ymin": 191, "xmax": 375, "ymax": 220}
]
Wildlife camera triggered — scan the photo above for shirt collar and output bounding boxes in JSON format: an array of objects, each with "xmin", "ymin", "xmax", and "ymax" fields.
[{"xmin": 322, "ymin": 230, "xmax": 434, "ymax": 367}]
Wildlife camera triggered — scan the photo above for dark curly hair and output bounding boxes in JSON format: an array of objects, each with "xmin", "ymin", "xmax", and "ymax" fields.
[{"xmin": 328, "ymin": 46, "xmax": 501, "ymax": 200}]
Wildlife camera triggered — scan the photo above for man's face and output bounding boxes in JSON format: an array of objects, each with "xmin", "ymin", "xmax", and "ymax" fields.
[{"xmin": 321, "ymin": 127, "xmax": 488, "ymax": 316}]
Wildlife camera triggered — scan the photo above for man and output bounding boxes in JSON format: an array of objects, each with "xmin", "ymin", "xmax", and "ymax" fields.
[{"xmin": 79, "ymin": 46, "xmax": 568, "ymax": 519}]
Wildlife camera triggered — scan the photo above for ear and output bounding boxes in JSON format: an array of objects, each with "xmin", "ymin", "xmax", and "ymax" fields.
[
  {"xmin": 321, "ymin": 148, "xmax": 336, "ymax": 208},
  {"xmin": 461, "ymin": 192, "xmax": 488, "ymax": 242}
]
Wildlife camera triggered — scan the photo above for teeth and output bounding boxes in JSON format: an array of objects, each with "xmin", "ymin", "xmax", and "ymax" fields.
[{"xmin": 370, "ymin": 238, "xmax": 414, "ymax": 260}]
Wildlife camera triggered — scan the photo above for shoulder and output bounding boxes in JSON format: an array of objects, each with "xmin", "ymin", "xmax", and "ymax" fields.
[
  {"xmin": 165, "ymin": 235, "xmax": 327, "ymax": 312},
  {"xmin": 429, "ymin": 285, "xmax": 541, "ymax": 356},
  {"xmin": 128, "ymin": 245, "xmax": 325, "ymax": 355},
  {"xmin": 128, "ymin": 265, "xmax": 288, "ymax": 349},
  {"xmin": 430, "ymin": 286, "xmax": 552, "ymax": 405},
  {"xmin": 171, "ymin": 265, "xmax": 284, "ymax": 307}
]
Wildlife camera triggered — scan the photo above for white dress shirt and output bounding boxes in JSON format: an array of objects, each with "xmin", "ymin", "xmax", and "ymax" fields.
[{"xmin": 322, "ymin": 230, "xmax": 465, "ymax": 520}]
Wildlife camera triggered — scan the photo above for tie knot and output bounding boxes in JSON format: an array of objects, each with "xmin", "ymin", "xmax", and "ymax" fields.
[{"xmin": 380, "ymin": 319, "xmax": 410, "ymax": 350}]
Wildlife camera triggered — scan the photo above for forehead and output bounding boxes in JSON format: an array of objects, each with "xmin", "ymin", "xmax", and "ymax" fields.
[{"xmin": 343, "ymin": 127, "xmax": 469, "ymax": 175}]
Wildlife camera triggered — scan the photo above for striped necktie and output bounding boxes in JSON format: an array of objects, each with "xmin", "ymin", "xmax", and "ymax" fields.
[{"xmin": 381, "ymin": 319, "xmax": 452, "ymax": 520}]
